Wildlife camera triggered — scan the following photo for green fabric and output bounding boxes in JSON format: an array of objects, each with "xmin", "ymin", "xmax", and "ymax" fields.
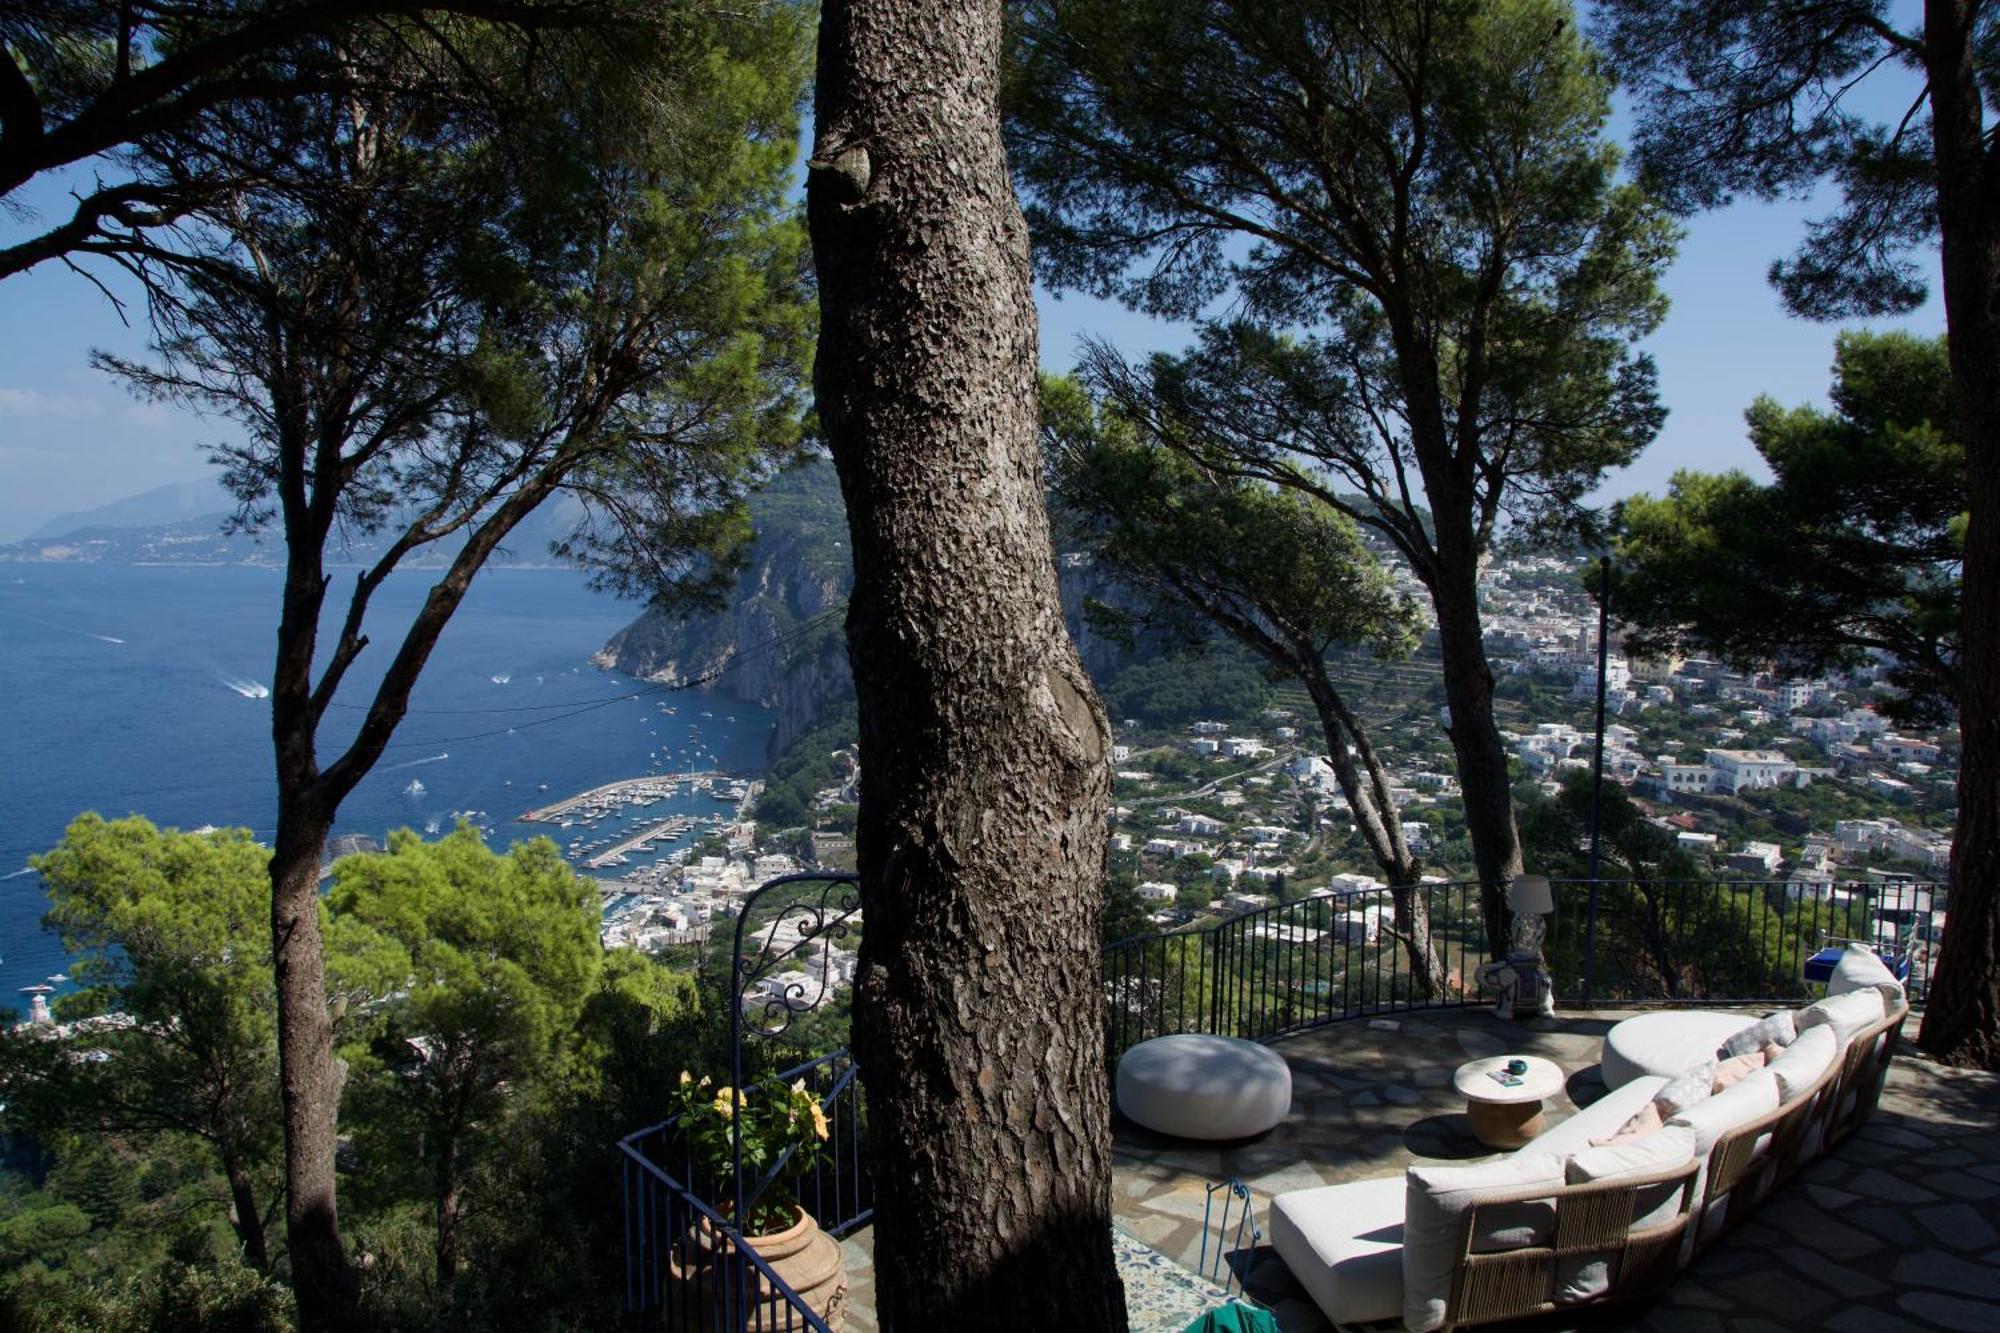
[{"xmin": 1178, "ymin": 1301, "xmax": 1280, "ymax": 1333}]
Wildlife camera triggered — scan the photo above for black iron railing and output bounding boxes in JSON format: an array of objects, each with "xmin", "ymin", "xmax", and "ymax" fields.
[
  {"xmin": 1549, "ymin": 877, "xmax": 1940, "ymax": 1007},
  {"xmin": 1101, "ymin": 882, "xmax": 1488, "ymax": 1062},
  {"xmin": 621, "ymin": 871, "xmax": 1939, "ymax": 1326}
]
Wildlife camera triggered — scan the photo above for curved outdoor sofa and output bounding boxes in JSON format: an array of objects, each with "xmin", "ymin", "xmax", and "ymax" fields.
[{"xmin": 1269, "ymin": 947, "xmax": 1910, "ymax": 1332}]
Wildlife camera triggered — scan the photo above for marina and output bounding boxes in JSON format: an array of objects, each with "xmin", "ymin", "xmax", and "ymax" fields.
[
  {"xmin": 518, "ymin": 772, "xmax": 727, "ymax": 823},
  {"xmin": 516, "ymin": 771, "xmax": 766, "ymax": 872}
]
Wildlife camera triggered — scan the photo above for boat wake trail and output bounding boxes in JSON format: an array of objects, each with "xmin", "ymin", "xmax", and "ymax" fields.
[
  {"xmin": 0, "ymin": 610, "xmax": 128, "ymax": 644},
  {"xmin": 2, "ymin": 867, "xmax": 36, "ymax": 880},
  {"xmin": 491, "ymin": 672, "xmax": 512, "ymax": 685},
  {"xmin": 384, "ymin": 752, "xmax": 449, "ymax": 772},
  {"xmin": 217, "ymin": 674, "xmax": 270, "ymax": 699}
]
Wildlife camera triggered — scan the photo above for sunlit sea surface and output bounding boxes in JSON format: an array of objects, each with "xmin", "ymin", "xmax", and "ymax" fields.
[{"xmin": 0, "ymin": 563, "xmax": 772, "ymax": 1011}]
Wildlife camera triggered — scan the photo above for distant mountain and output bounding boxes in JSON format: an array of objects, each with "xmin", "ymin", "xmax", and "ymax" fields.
[
  {"xmin": 0, "ymin": 487, "xmax": 591, "ymax": 569},
  {"xmin": 27, "ymin": 478, "xmax": 236, "ymax": 540}
]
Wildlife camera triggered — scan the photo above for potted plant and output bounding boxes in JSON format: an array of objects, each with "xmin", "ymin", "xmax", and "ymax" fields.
[{"xmin": 667, "ymin": 1072, "xmax": 847, "ymax": 1329}]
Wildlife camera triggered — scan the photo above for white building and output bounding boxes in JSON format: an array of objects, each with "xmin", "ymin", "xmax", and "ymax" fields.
[
  {"xmin": 1136, "ymin": 881, "xmax": 1179, "ymax": 903},
  {"xmin": 1221, "ymin": 736, "xmax": 1271, "ymax": 759},
  {"xmin": 1660, "ymin": 762, "xmax": 1715, "ymax": 796},
  {"xmin": 1706, "ymin": 749, "xmax": 1798, "ymax": 794},
  {"xmin": 1873, "ymin": 735, "xmax": 1942, "ymax": 764},
  {"xmin": 1725, "ymin": 841, "xmax": 1784, "ymax": 875}
]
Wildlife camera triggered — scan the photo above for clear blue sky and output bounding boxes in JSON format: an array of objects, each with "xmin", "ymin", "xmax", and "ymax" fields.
[{"xmin": 0, "ymin": 90, "xmax": 1945, "ymax": 544}]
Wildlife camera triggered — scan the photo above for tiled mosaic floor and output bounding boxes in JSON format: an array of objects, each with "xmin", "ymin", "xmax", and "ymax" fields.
[{"xmin": 836, "ymin": 1220, "xmax": 1241, "ymax": 1333}]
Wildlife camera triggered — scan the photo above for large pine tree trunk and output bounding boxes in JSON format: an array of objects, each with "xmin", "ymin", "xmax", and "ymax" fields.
[
  {"xmin": 1300, "ymin": 667, "xmax": 1443, "ymax": 996},
  {"xmin": 806, "ymin": 1, "xmax": 1127, "ymax": 1325},
  {"xmin": 269, "ymin": 805, "xmax": 354, "ymax": 1328},
  {"xmin": 1431, "ymin": 554, "xmax": 1523, "ymax": 957},
  {"xmin": 268, "ymin": 548, "xmax": 356, "ymax": 1330},
  {"xmin": 1918, "ymin": 1, "xmax": 1999, "ymax": 1070},
  {"xmin": 222, "ymin": 1156, "xmax": 271, "ymax": 1272}
]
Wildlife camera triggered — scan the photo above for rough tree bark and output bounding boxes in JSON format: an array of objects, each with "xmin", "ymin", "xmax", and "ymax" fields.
[
  {"xmin": 1918, "ymin": 0, "xmax": 2000, "ymax": 1070},
  {"xmin": 222, "ymin": 1156, "xmax": 272, "ymax": 1272},
  {"xmin": 267, "ymin": 463, "xmax": 568, "ymax": 1328},
  {"xmin": 269, "ymin": 537, "xmax": 355, "ymax": 1326},
  {"xmin": 1430, "ymin": 532, "xmax": 1523, "ymax": 958},
  {"xmin": 806, "ymin": 0, "xmax": 1128, "ymax": 1325},
  {"xmin": 1302, "ymin": 669, "xmax": 1444, "ymax": 996}
]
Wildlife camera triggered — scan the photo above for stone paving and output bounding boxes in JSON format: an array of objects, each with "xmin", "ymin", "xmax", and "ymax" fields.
[
  {"xmin": 1110, "ymin": 1006, "xmax": 2000, "ymax": 1332},
  {"xmin": 823, "ymin": 1006, "xmax": 1997, "ymax": 1331}
]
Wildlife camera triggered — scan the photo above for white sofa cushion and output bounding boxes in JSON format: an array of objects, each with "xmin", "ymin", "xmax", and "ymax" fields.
[
  {"xmin": 1268, "ymin": 1175, "xmax": 1404, "ymax": 1327},
  {"xmin": 1766, "ymin": 1023, "xmax": 1839, "ymax": 1102},
  {"xmin": 1403, "ymin": 1153, "xmax": 1564, "ymax": 1333},
  {"xmin": 1520, "ymin": 1074, "xmax": 1670, "ymax": 1163},
  {"xmin": 1557, "ymin": 1123, "xmax": 1699, "ymax": 1301},
  {"xmin": 1600, "ymin": 1010, "xmax": 1759, "ymax": 1088},
  {"xmin": 1565, "ymin": 1123, "xmax": 1699, "ymax": 1230},
  {"xmin": 1799, "ymin": 988, "xmax": 1886, "ymax": 1048},
  {"xmin": 1666, "ymin": 1067, "xmax": 1781, "ymax": 1155},
  {"xmin": 1827, "ymin": 944, "xmax": 1905, "ymax": 1007}
]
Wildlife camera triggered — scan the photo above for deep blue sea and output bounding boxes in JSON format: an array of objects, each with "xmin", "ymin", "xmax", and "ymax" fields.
[{"xmin": 0, "ymin": 564, "xmax": 772, "ymax": 1010}]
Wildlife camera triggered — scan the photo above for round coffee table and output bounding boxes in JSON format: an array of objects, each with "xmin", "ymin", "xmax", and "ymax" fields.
[{"xmin": 1453, "ymin": 1055, "xmax": 1565, "ymax": 1149}]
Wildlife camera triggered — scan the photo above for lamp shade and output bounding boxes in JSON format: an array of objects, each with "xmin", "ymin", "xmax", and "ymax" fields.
[{"xmin": 1508, "ymin": 874, "xmax": 1555, "ymax": 917}]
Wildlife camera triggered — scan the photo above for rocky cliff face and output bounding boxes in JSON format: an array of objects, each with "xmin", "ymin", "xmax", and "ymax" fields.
[
  {"xmin": 593, "ymin": 461, "xmax": 854, "ymax": 757},
  {"xmin": 596, "ymin": 459, "xmax": 1142, "ymax": 758}
]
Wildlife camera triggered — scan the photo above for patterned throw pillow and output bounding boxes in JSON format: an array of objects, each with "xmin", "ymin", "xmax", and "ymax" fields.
[
  {"xmin": 1654, "ymin": 1059, "xmax": 1716, "ymax": 1118},
  {"xmin": 1711, "ymin": 1050, "xmax": 1768, "ymax": 1092},
  {"xmin": 1719, "ymin": 1011, "xmax": 1797, "ymax": 1060},
  {"xmin": 1591, "ymin": 1100, "xmax": 1665, "ymax": 1147}
]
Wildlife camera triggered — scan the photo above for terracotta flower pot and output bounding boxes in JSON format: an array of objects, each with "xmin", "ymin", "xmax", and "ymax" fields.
[{"xmin": 673, "ymin": 1204, "xmax": 848, "ymax": 1331}]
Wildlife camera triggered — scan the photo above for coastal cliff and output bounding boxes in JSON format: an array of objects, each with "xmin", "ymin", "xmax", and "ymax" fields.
[
  {"xmin": 595, "ymin": 459, "xmax": 1140, "ymax": 758},
  {"xmin": 593, "ymin": 460, "xmax": 853, "ymax": 758}
]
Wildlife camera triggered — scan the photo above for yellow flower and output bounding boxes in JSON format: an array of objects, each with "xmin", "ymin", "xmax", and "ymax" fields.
[
  {"xmin": 711, "ymin": 1087, "xmax": 739, "ymax": 1120},
  {"xmin": 679, "ymin": 1070, "xmax": 693, "ymax": 1086},
  {"xmin": 809, "ymin": 1103, "xmax": 830, "ymax": 1141}
]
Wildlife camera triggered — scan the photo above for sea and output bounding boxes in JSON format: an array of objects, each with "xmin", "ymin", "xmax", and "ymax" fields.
[{"xmin": 0, "ymin": 563, "xmax": 774, "ymax": 1010}]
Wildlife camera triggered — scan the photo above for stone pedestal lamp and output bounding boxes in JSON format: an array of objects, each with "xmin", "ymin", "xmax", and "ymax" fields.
[{"xmin": 1478, "ymin": 874, "xmax": 1556, "ymax": 1020}]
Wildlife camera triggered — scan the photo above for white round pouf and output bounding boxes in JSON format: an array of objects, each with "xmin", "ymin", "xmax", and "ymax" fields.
[
  {"xmin": 1116, "ymin": 1034, "xmax": 1293, "ymax": 1140},
  {"xmin": 1600, "ymin": 1011, "xmax": 1762, "ymax": 1088}
]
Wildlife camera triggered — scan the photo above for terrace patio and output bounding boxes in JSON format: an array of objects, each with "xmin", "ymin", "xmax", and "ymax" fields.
[{"xmin": 828, "ymin": 1006, "xmax": 2000, "ymax": 1333}]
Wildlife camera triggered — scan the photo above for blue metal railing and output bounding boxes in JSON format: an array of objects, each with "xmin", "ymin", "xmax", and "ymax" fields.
[{"xmin": 618, "ymin": 1049, "xmax": 872, "ymax": 1330}]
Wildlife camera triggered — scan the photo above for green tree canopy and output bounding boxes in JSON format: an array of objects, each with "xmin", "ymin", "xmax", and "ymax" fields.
[
  {"xmin": 1610, "ymin": 331, "xmax": 1963, "ymax": 725},
  {"xmin": 79, "ymin": 6, "xmax": 814, "ymax": 1312},
  {"xmin": 326, "ymin": 826, "xmax": 603, "ymax": 1300},
  {"xmin": 1592, "ymin": 0, "xmax": 1999, "ymax": 1074},
  {"xmin": 5, "ymin": 814, "xmax": 282, "ymax": 1270},
  {"xmin": 0, "ymin": 1, "xmax": 668, "ymax": 284},
  {"xmin": 1007, "ymin": 0, "xmax": 1679, "ymax": 948}
]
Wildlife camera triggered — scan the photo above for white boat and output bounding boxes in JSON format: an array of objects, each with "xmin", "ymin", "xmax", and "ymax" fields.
[{"xmin": 404, "ymin": 779, "xmax": 426, "ymax": 796}]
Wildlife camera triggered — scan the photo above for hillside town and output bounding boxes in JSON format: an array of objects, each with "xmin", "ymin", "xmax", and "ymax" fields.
[{"xmin": 592, "ymin": 547, "xmax": 1955, "ymax": 1016}]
